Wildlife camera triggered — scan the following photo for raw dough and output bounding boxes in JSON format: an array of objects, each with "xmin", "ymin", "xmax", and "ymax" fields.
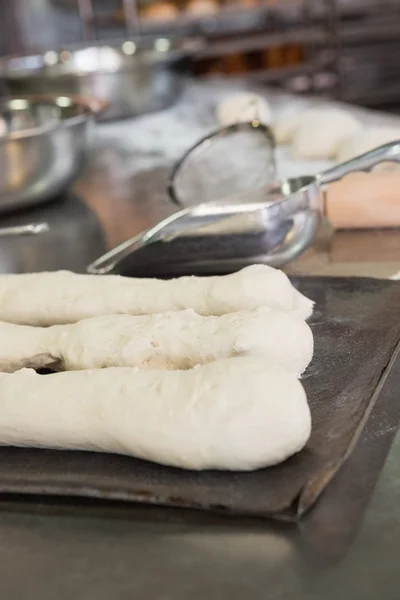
[
  {"xmin": 291, "ymin": 108, "xmax": 362, "ymax": 159},
  {"xmin": 336, "ymin": 127, "xmax": 400, "ymax": 171},
  {"xmin": 216, "ymin": 93, "xmax": 272, "ymax": 127},
  {"xmin": 0, "ymin": 308, "xmax": 313, "ymax": 375},
  {"xmin": 0, "ymin": 357, "xmax": 311, "ymax": 470},
  {"xmin": 274, "ymin": 109, "xmax": 307, "ymax": 145},
  {"xmin": 0, "ymin": 265, "xmax": 313, "ymax": 326}
]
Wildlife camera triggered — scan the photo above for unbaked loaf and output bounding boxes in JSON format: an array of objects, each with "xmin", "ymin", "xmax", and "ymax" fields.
[
  {"xmin": 0, "ymin": 265, "xmax": 314, "ymax": 326},
  {"xmin": 291, "ymin": 107, "xmax": 362, "ymax": 159},
  {"xmin": 0, "ymin": 307, "xmax": 313, "ymax": 375},
  {"xmin": 274, "ymin": 106, "xmax": 361, "ymax": 159},
  {"xmin": 336, "ymin": 127, "xmax": 400, "ymax": 171},
  {"xmin": 216, "ymin": 93, "xmax": 272, "ymax": 127},
  {"xmin": 0, "ymin": 357, "xmax": 311, "ymax": 470}
]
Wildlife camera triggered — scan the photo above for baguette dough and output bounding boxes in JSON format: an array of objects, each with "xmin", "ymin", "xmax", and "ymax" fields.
[
  {"xmin": 0, "ymin": 358, "xmax": 311, "ymax": 470},
  {"xmin": 0, "ymin": 265, "xmax": 313, "ymax": 326},
  {"xmin": 0, "ymin": 308, "xmax": 313, "ymax": 375}
]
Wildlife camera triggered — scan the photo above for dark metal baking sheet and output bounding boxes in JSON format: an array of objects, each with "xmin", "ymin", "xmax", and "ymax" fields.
[
  {"xmin": 299, "ymin": 341, "xmax": 400, "ymax": 558},
  {"xmin": 0, "ymin": 276, "xmax": 399, "ymax": 520}
]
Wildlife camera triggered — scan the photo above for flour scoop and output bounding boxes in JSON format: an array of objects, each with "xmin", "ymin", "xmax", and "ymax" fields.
[{"xmin": 87, "ymin": 137, "xmax": 400, "ymax": 276}]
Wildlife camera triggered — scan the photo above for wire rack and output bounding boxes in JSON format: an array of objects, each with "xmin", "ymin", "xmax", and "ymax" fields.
[
  {"xmin": 66, "ymin": 0, "xmax": 342, "ymax": 98},
  {"xmin": 76, "ymin": 0, "xmax": 140, "ymax": 39},
  {"xmin": 1, "ymin": 0, "xmax": 400, "ymax": 107}
]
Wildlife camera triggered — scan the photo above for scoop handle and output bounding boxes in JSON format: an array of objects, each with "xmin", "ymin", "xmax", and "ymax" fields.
[
  {"xmin": 326, "ymin": 171, "xmax": 400, "ymax": 230},
  {"xmin": 319, "ymin": 141, "xmax": 400, "ymax": 185}
]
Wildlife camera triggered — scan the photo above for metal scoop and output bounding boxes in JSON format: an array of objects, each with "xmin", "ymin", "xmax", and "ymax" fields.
[{"xmin": 87, "ymin": 141, "xmax": 400, "ymax": 275}]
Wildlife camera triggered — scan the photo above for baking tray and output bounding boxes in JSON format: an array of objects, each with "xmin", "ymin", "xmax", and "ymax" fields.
[{"xmin": 0, "ymin": 276, "xmax": 399, "ymax": 521}]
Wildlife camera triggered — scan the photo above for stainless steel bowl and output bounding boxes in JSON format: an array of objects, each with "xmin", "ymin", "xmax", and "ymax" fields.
[
  {"xmin": 1, "ymin": 38, "xmax": 200, "ymax": 121},
  {"xmin": 0, "ymin": 95, "xmax": 101, "ymax": 213}
]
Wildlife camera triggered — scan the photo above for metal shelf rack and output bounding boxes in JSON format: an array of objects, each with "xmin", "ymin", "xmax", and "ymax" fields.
[{"xmin": 1, "ymin": 0, "xmax": 400, "ymax": 109}]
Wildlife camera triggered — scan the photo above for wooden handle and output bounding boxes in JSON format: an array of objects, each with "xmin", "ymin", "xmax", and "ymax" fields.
[{"xmin": 326, "ymin": 171, "xmax": 400, "ymax": 229}]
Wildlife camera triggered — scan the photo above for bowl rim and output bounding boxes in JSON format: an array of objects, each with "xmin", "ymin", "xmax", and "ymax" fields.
[
  {"xmin": 0, "ymin": 94, "xmax": 105, "ymax": 141},
  {"xmin": 0, "ymin": 36, "xmax": 202, "ymax": 77}
]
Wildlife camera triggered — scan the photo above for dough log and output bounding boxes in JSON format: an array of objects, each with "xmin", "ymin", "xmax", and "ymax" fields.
[
  {"xmin": 291, "ymin": 108, "xmax": 361, "ymax": 160},
  {"xmin": 216, "ymin": 92, "xmax": 272, "ymax": 127},
  {"xmin": 0, "ymin": 308, "xmax": 313, "ymax": 375},
  {"xmin": 274, "ymin": 106, "xmax": 361, "ymax": 158},
  {"xmin": 336, "ymin": 127, "xmax": 400, "ymax": 169},
  {"xmin": 0, "ymin": 357, "xmax": 311, "ymax": 470},
  {"xmin": 0, "ymin": 265, "xmax": 313, "ymax": 326}
]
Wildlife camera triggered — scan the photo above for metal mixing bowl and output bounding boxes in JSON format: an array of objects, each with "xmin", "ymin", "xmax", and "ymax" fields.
[
  {"xmin": 0, "ymin": 95, "xmax": 100, "ymax": 213},
  {"xmin": 1, "ymin": 38, "xmax": 200, "ymax": 121}
]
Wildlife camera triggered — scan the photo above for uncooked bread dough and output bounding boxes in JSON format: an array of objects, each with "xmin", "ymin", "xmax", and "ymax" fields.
[
  {"xmin": 291, "ymin": 108, "xmax": 362, "ymax": 159},
  {"xmin": 336, "ymin": 127, "xmax": 400, "ymax": 171},
  {"xmin": 274, "ymin": 109, "xmax": 308, "ymax": 145},
  {"xmin": 273, "ymin": 106, "xmax": 361, "ymax": 158},
  {"xmin": 0, "ymin": 308, "xmax": 313, "ymax": 375},
  {"xmin": 0, "ymin": 357, "xmax": 311, "ymax": 470},
  {"xmin": 0, "ymin": 265, "xmax": 313, "ymax": 326},
  {"xmin": 216, "ymin": 93, "xmax": 272, "ymax": 127}
]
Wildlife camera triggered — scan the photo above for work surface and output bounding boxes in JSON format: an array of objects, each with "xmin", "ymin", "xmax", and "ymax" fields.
[{"xmin": 1, "ymin": 78, "xmax": 400, "ymax": 599}]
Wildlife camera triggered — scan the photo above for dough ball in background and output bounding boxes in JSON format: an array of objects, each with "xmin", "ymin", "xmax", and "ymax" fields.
[
  {"xmin": 291, "ymin": 108, "xmax": 362, "ymax": 159},
  {"xmin": 216, "ymin": 93, "xmax": 272, "ymax": 127},
  {"xmin": 336, "ymin": 127, "xmax": 400, "ymax": 172},
  {"xmin": 273, "ymin": 109, "xmax": 306, "ymax": 145}
]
